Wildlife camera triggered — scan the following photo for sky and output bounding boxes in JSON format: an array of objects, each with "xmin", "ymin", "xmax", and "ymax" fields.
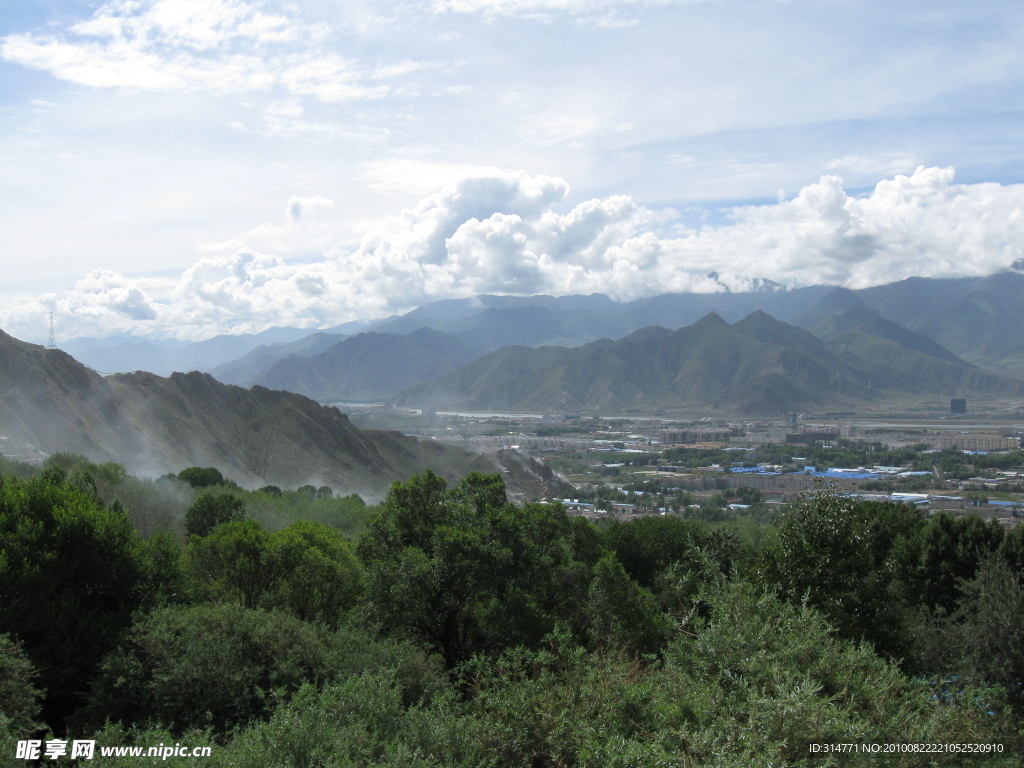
[{"xmin": 2, "ymin": 0, "xmax": 1024, "ymax": 342}]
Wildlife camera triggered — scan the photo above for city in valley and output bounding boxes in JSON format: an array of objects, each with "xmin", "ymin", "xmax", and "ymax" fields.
[{"xmin": 349, "ymin": 396, "xmax": 1024, "ymax": 526}]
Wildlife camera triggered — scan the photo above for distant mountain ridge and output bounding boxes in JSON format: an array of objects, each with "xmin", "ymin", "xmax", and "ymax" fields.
[
  {"xmin": 211, "ymin": 332, "xmax": 348, "ymax": 386},
  {"xmin": 392, "ymin": 309, "xmax": 1024, "ymax": 415},
  {"xmin": 252, "ymin": 328, "xmax": 483, "ymax": 402},
  {"xmin": 53, "ymin": 270, "xmax": 1024, "ymax": 386}
]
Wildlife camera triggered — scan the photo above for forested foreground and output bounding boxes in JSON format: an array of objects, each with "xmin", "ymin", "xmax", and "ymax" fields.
[{"xmin": 3, "ymin": 455, "xmax": 1024, "ymax": 766}]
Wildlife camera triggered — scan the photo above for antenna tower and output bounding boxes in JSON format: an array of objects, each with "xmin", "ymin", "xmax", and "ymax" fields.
[{"xmin": 47, "ymin": 310, "xmax": 56, "ymax": 350}]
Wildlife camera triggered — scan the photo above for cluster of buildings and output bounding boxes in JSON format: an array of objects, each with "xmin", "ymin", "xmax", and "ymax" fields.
[
  {"xmin": 658, "ymin": 428, "xmax": 739, "ymax": 443},
  {"xmin": 434, "ymin": 434, "xmax": 611, "ymax": 451},
  {"xmin": 933, "ymin": 434, "xmax": 1020, "ymax": 451}
]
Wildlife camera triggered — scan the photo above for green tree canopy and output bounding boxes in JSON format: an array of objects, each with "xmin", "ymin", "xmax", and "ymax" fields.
[
  {"xmin": 909, "ymin": 512, "xmax": 1005, "ymax": 614},
  {"xmin": 0, "ymin": 633, "xmax": 43, "ymax": 743},
  {"xmin": 184, "ymin": 491, "xmax": 246, "ymax": 537},
  {"xmin": 357, "ymin": 470, "xmax": 660, "ymax": 669},
  {"xmin": 265, "ymin": 521, "xmax": 363, "ymax": 627},
  {"xmin": 187, "ymin": 519, "xmax": 363, "ymax": 626},
  {"xmin": 764, "ymin": 492, "xmax": 927, "ymax": 659},
  {"xmin": 602, "ymin": 515, "xmax": 736, "ymax": 590},
  {"xmin": 76, "ymin": 604, "xmax": 342, "ymax": 735},
  {"xmin": 0, "ymin": 472, "xmax": 145, "ymax": 728},
  {"xmin": 176, "ymin": 466, "xmax": 227, "ymax": 488},
  {"xmin": 188, "ymin": 518, "xmax": 275, "ymax": 609}
]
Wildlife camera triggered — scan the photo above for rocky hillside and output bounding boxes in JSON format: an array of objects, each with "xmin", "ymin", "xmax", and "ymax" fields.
[{"xmin": 0, "ymin": 330, "xmax": 496, "ymax": 499}]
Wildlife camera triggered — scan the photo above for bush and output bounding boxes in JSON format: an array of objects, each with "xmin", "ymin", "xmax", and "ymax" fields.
[
  {"xmin": 77, "ymin": 605, "xmax": 447, "ymax": 739},
  {"xmin": 77, "ymin": 604, "xmax": 341, "ymax": 735},
  {"xmin": 0, "ymin": 634, "xmax": 43, "ymax": 741}
]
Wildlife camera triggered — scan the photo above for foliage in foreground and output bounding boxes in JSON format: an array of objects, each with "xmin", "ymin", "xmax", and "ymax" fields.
[
  {"xmin": 3, "ymin": 458, "xmax": 1024, "ymax": 766},
  {"xmin": 83, "ymin": 582, "xmax": 1019, "ymax": 768}
]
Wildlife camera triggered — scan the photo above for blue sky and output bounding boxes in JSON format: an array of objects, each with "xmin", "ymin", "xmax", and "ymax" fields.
[{"xmin": 2, "ymin": 0, "xmax": 1024, "ymax": 340}]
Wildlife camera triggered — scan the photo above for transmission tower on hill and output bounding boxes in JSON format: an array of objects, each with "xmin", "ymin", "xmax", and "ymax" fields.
[{"xmin": 47, "ymin": 310, "xmax": 56, "ymax": 350}]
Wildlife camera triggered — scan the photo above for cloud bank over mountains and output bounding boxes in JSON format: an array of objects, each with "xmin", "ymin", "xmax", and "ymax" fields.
[{"xmin": 2, "ymin": 165, "xmax": 1023, "ymax": 342}]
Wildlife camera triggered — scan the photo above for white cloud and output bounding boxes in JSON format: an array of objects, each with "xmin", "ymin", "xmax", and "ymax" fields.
[
  {"xmin": 286, "ymin": 195, "xmax": 335, "ymax": 225},
  {"xmin": 362, "ymin": 159, "xmax": 505, "ymax": 195},
  {"xmin": 0, "ymin": 0, "xmax": 414, "ymax": 102},
  {"xmin": 428, "ymin": 0, "xmax": 687, "ymax": 24},
  {"xmin": 522, "ymin": 113, "xmax": 606, "ymax": 146},
  {"xmin": 2, "ymin": 166, "xmax": 1023, "ymax": 342},
  {"xmin": 825, "ymin": 153, "xmax": 920, "ymax": 179}
]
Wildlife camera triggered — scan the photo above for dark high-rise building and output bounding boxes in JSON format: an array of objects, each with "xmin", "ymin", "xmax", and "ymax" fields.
[{"xmin": 950, "ymin": 398, "xmax": 967, "ymax": 414}]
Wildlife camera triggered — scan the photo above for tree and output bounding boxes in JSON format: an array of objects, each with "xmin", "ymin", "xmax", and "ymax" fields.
[
  {"xmin": 584, "ymin": 555, "xmax": 671, "ymax": 654},
  {"xmin": 908, "ymin": 512, "xmax": 1004, "ymax": 615},
  {"xmin": 187, "ymin": 519, "xmax": 363, "ymax": 625},
  {"xmin": 764, "ymin": 492, "xmax": 926, "ymax": 659},
  {"xmin": 0, "ymin": 634, "xmax": 43, "ymax": 742},
  {"xmin": 184, "ymin": 491, "xmax": 246, "ymax": 537},
  {"xmin": 176, "ymin": 466, "xmax": 226, "ymax": 488},
  {"xmin": 0, "ymin": 472, "xmax": 145, "ymax": 728},
  {"xmin": 602, "ymin": 515, "xmax": 735, "ymax": 590},
  {"xmin": 266, "ymin": 521, "xmax": 363, "ymax": 627},
  {"xmin": 136, "ymin": 531, "xmax": 190, "ymax": 608},
  {"xmin": 188, "ymin": 519, "xmax": 276, "ymax": 609},
  {"xmin": 358, "ymin": 471, "xmax": 611, "ymax": 669},
  {"xmin": 914, "ymin": 556, "xmax": 1024, "ymax": 714}
]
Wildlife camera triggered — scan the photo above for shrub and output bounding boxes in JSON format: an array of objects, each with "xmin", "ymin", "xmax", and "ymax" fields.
[
  {"xmin": 0, "ymin": 634, "xmax": 43, "ymax": 741},
  {"xmin": 77, "ymin": 604, "xmax": 340, "ymax": 735}
]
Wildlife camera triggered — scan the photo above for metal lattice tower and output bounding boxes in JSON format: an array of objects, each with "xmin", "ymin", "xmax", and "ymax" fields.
[{"xmin": 47, "ymin": 310, "xmax": 56, "ymax": 350}]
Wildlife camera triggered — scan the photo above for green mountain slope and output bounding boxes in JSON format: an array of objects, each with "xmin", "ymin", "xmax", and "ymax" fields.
[
  {"xmin": 392, "ymin": 310, "xmax": 1024, "ymax": 415},
  {"xmin": 211, "ymin": 331, "xmax": 347, "ymax": 386},
  {"xmin": 393, "ymin": 312, "xmax": 876, "ymax": 415},
  {"xmin": 856, "ymin": 271, "xmax": 1024, "ymax": 376},
  {"xmin": 809, "ymin": 302, "xmax": 971, "ymax": 367}
]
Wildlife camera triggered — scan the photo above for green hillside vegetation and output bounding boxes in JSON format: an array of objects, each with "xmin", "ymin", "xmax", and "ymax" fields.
[
  {"xmin": 858, "ymin": 271, "xmax": 1024, "ymax": 377},
  {"xmin": 2, "ymin": 453, "xmax": 1024, "ymax": 766},
  {"xmin": 394, "ymin": 310, "xmax": 1024, "ymax": 415}
]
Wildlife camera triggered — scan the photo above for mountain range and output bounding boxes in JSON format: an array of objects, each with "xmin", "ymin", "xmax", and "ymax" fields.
[
  {"xmin": 392, "ymin": 306, "xmax": 1024, "ymax": 415},
  {"xmin": 37, "ymin": 269, "xmax": 1024, "ymax": 415},
  {"xmin": 249, "ymin": 328, "xmax": 483, "ymax": 402},
  {"xmin": 51, "ymin": 274, "xmax": 1024, "ymax": 397}
]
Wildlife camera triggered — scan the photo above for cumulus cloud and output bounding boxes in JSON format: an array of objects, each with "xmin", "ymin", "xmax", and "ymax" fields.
[
  {"xmin": 0, "ymin": 0, "xmax": 412, "ymax": 101},
  {"xmin": 48, "ymin": 270, "xmax": 159, "ymax": 322},
  {"xmin": 3, "ymin": 166, "xmax": 1023, "ymax": 342}
]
